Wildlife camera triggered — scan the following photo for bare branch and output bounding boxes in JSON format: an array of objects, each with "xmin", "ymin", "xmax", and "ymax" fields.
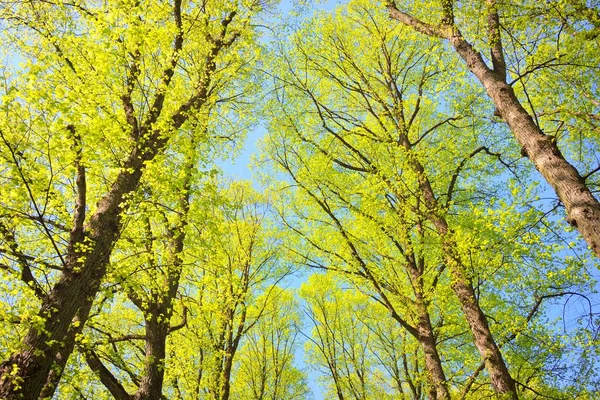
[
  {"xmin": 386, "ymin": 2, "xmax": 447, "ymax": 39},
  {"xmin": 83, "ymin": 349, "xmax": 132, "ymax": 400},
  {"xmin": 486, "ymin": 0, "xmax": 507, "ymax": 80}
]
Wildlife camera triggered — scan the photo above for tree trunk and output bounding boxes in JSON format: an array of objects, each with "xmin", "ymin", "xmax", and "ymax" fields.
[
  {"xmin": 132, "ymin": 154, "xmax": 190, "ymax": 400},
  {"xmin": 0, "ymin": 270, "xmax": 104, "ymax": 399},
  {"xmin": 407, "ymin": 263, "xmax": 450, "ymax": 400},
  {"xmin": 133, "ymin": 311, "xmax": 170, "ymax": 400},
  {"xmin": 0, "ymin": 147, "xmax": 154, "ymax": 399},
  {"xmin": 38, "ymin": 303, "xmax": 93, "ymax": 398},
  {"xmin": 447, "ymin": 256, "xmax": 518, "ymax": 398},
  {"xmin": 432, "ymin": 210, "xmax": 517, "ymax": 398},
  {"xmin": 220, "ymin": 352, "xmax": 234, "ymax": 400},
  {"xmin": 399, "ymin": 134, "xmax": 518, "ymax": 398},
  {"xmin": 414, "ymin": 293, "xmax": 450, "ymax": 399},
  {"xmin": 449, "ymin": 34, "xmax": 600, "ymax": 258}
]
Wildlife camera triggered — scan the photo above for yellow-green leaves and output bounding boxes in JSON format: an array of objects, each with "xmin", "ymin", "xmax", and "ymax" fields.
[{"xmin": 260, "ymin": 1, "xmax": 600, "ymax": 397}]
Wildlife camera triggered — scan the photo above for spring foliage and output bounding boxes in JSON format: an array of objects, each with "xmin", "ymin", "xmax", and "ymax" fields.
[{"xmin": 0, "ymin": 0, "xmax": 598, "ymax": 398}]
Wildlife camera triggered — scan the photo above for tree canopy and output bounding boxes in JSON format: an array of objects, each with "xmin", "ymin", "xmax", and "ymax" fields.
[{"xmin": 0, "ymin": 0, "xmax": 598, "ymax": 399}]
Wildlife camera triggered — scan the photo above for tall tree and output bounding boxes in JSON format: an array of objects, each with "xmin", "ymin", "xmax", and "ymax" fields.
[
  {"xmin": 171, "ymin": 182, "xmax": 295, "ymax": 400},
  {"xmin": 0, "ymin": 1, "xmax": 263, "ymax": 397},
  {"xmin": 262, "ymin": 3, "xmax": 515, "ymax": 395},
  {"xmin": 385, "ymin": 0, "xmax": 600, "ymax": 257},
  {"xmin": 74, "ymin": 126, "xmax": 204, "ymax": 400},
  {"xmin": 232, "ymin": 287, "xmax": 309, "ymax": 400},
  {"xmin": 299, "ymin": 273, "xmax": 427, "ymax": 399}
]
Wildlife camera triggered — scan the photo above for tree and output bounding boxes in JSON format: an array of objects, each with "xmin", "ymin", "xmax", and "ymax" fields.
[
  {"xmin": 299, "ymin": 273, "xmax": 426, "ymax": 399},
  {"xmin": 167, "ymin": 182, "xmax": 295, "ymax": 400},
  {"xmin": 262, "ymin": 3, "xmax": 513, "ymax": 395},
  {"xmin": 50, "ymin": 181, "xmax": 299, "ymax": 399},
  {"xmin": 73, "ymin": 125, "xmax": 203, "ymax": 400},
  {"xmin": 232, "ymin": 287, "xmax": 309, "ymax": 400},
  {"xmin": 385, "ymin": 0, "xmax": 600, "ymax": 257},
  {"xmin": 0, "ymin": 0, "xmax": 597, "ymax": 397},
  {"xmin": 0, "ymin": 0, "xmax": 263, "ymax": 397}
]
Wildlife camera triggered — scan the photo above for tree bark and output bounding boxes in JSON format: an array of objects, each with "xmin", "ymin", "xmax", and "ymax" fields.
[
  {"xmin": 428, "ymin": 199, "xmax": 517, "ymax": 398},
  {"xmin": 132, "ymin": 203, "xmax": 189, "ymax": 399},
  {"xmin": 133, "ymin": 312, "xmax": 170, "ymax": 400},
  {"xmin": 447, "ymin": 256, "xmax": 518, "ymax": 398},
  {"xmin": 413, "ymin": 282, "xmax": 450, "ymax": 400},
  {"xmin": 85, "ymin": 350, "xmax": 132, "ymax": 400},
  {"xmin": 432, "ymin": 221, "xmax": 518, "ymax": 398},
  {"xmin": 0, "ymin": 148, "xmax": 145, "ymax": 399},
  {"xmin": 38, "ymin": 303, "xmax": 92, "ymax": 398},
  {"xmin": 449, "ymin": 33, "xmax": 600, "ymax": 258},
  {"xmin": 220, "ymin": 352, "xmax": 234, "ymax": 400}
]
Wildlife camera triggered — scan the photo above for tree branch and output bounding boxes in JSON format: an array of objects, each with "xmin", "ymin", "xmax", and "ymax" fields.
[
  {"xmin": 84, "ymin": 349, "xmax": 132, "ymax": 400},
  {"xmin": 0, "ymin": 221, "xmax": 46, "ymax": 298},
  {"xmin": 446, "ymin": 146, "xmax": 514, "ymax": 207},
  {"xmin": 67, "ymin": 125, "xmax": 86, "ymax": 257},
  {"xmin": 140, "ymin": 0, "xmax": 184, "ymax": 132},
  {"xmin": 385, "ymin": 1, "xmax": 447, "ymax": 38},
  {"xmin": 168, "ymin": 306, "xmax": 188, "ymax": 333},
  {"xmin": 486, "ymin": 0, "xmax": 507, "ymax": 80}
]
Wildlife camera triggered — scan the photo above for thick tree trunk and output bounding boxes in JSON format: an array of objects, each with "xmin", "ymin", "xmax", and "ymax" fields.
[
  {"xmin": 0, "ymin": 147, "xmax": 157, "ymax": 399},
  {"xmin": 38, "ymin": 303, "xmax": 92, "ymax": 398},
  {"xmin": 436, "ymin": 232, "xmax": 518, "ymax": 398},
  {"xmin": 398, "ymin": 134, "xmax": 517, "ymax": 398},
  {"xmin": 220, "ymin": 353, "xmax": 234, "ymax": 400},
  {"xmin": 0, "ymin": 270, "xmax": 104, "ymax": 399},
  {"xmin": 407, "ymin": 264, "xmax": 450, "ymax": 400},
  {"xmin": 448, "ymin": 257, "xmax": 518, "ymax": 398},
  {"xmin": 449, "ymin": 35, "xmax": 600, "ymax": 258},
  {"xmin": 431, "ymin": 208, "xmax": 517, "ymax": 398},
  {"xmin": 133, "ymin": 312, "xmax": 170, "ymax": 400}
]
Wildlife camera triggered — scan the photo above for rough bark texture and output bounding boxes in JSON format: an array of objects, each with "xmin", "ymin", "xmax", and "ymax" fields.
[
  {"xmin": 0, "ymin": 148, "xmax": 146, "ymax": 399},
  {"xmin": 447, "ymin": 255, "xmax": 518, "ymax": 398},
  {"xmin": 85, "ymin": 350, "xmax": 132, "ymax": 400},
  {"xmin": 449, "ymin": 34, "xmax": 600, "ymax": 258},
  {"xmin": 427, "ymin": 196, "xmax": 517, "ymax": 398},
  {"xmin": 38, "ymin": 304, "xmax": 92, "ymax": 398},
  {"xmin": 133, "ymin": 313, "xmax": 170, "ymax": 400},
  {"xmin": 437, "ymin": 225, "xmax": 517, "ymax": 398},
  {"xmin": 220, "ymin": 352, "xmax": 234, "ymax": 400},
  {"xmin": 414, "ymin": 287, "xmax": 450, "ymax": 400}
]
